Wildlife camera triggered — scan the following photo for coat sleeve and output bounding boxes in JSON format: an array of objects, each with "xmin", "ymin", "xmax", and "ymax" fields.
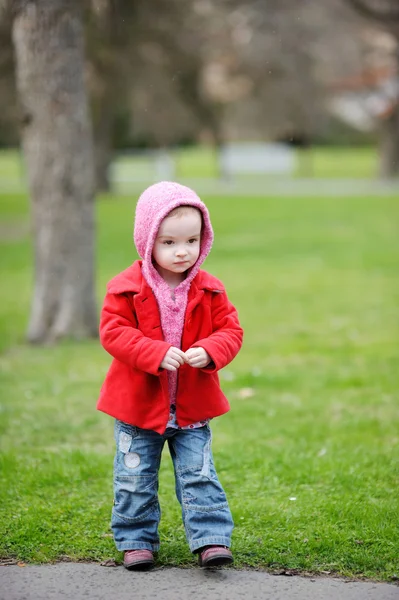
[
  {"xmin": 192, "ymin": 290, "xmax": 243, "ymax": 373},
  {"xmin": 99, "ymin": 292, "xmax": 170, "ymax": 375}
]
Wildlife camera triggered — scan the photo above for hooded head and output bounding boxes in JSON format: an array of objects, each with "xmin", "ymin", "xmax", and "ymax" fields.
[{"xmin": 134, "ymin": 181, "xmax": 213, "ymax": 291}]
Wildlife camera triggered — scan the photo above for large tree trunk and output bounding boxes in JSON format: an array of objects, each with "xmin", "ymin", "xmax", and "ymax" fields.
[
  {"xmin": 173, "ymin": 67, "xmax": 224, "ymax": 148},
  {"xmin": 345, "ymin": 1, "xmax": 399, "ymax": 178},
  {"xmin": 12, "ymin": 0, "xmax": 97, "ymax": 343},
  {"xmin": 92, "ymin": 91, "xmax": 113, "ymax": 193},
  {"xmin": 379, "ymin": 103, "xmax": 399, "ymax": 178},
  {"xmin": 378, "ymin": 41, "xmax": 399, "ymax": 178}
]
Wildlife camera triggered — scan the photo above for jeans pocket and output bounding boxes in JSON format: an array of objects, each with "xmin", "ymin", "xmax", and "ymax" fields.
[{"xmin": 115, "ymin": 420, "xmax": 138, "ymax": 453}]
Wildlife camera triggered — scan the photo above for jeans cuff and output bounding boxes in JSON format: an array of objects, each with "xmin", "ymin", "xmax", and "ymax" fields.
[
  {"xmin": 115, "ymin": 541, "xmax": 160, "ymax": 552},
  {"xmin": 189, "ymin": 536, "xmax": 231, "ymax": 553}
]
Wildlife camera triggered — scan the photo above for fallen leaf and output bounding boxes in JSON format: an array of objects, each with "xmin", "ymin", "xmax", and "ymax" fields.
[
  {"xmin": 100, "ymin": 559, "xmax": 118, "ymax": 567},
  {"xmin": 237, "ymin": 387, "xmax": 255, "ymax": 399}
]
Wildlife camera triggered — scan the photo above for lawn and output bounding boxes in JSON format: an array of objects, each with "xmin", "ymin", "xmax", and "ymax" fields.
[
  {"xmin": 173, "ymin": 145, "xmax": 378, "ymax": 179},
  {"xmin": 0, "ymin": 145, "xmax": 378, "ymax": 190},
  {"xmin": 0, "ymin": 182, "xmax": 398, "ymax": 580}
]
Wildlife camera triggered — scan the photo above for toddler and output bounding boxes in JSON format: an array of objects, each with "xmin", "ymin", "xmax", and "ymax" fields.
[{"xmin": 97, "ymin": 181, "xmax": 243, "ymax": 570}]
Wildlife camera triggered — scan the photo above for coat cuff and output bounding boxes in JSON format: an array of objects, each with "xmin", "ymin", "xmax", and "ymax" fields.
[
  {"xmin": 191, "ymin": 340, "xmax": 219, "ymax": 373},
  {"xmin": 136, "ymin": 339, "xmax": 171, "ymax": 375}
]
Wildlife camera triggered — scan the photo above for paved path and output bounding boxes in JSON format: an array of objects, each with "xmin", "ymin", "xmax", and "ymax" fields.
[{"xmin": 1, "ymin": 564, "xmax": 397, "ymax": 600}]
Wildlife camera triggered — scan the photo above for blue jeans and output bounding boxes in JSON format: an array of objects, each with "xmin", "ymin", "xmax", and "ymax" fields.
[{"xmin": 112, "ymin": 420, "xmax": 234, "ymax": 553}]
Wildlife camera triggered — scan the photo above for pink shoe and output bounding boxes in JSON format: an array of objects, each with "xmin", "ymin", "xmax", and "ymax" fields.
[
  {"xmin": 123, "ymin": 549, "xmax": 155, "ymax": 571},
  {"xmin": 198, "ymin": 546, "xmax": 233, "ymax": 567}
]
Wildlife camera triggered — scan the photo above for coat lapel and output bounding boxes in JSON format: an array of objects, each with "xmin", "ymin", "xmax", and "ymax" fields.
[
  {"xmin": 134, "ymin": 281, "xmax": 163, "ymax": 340},
  {"xmin": 185, "ymin": 281, "xmax": 204, "ymax": 319}
]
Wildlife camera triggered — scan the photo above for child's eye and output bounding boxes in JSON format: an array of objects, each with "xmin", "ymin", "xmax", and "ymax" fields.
[
  {"xmin": 188, "ymin": 239, "xmax": 198, "ymax": 244},
  {"xmin": 163, "ymin": 240, "xmax": 174, "ymax": 245}
]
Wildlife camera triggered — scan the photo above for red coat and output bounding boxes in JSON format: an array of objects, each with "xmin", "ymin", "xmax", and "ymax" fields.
[{"xmin": 97, "ymin": 262, "xmax": 243, "ymax": 434}]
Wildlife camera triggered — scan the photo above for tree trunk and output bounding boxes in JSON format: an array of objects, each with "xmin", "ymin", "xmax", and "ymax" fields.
[
  {"xmin": 94, "ymin": 146, "xmax": 112, "ymax": 193},
  {"xmin": 379, "ymin": 103, "xmax": 399, "ymax": 178},
  {"xmin": 12, "ymin": 0, "xmax": 97, "ymax": 343},
  {"xmin": 92, "ymin": 86, "xmax": 114, "ymax": 193},
  {"xmin": 174, "ymin": 67, "xmax": 224, "ymax": 147},
  {"xmin": 344, "ymin": 2, "xmax": 399, "ymax": 178}
]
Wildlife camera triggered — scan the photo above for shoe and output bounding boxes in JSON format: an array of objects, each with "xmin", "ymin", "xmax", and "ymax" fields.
[
  {"xmin": 123, "ymin": 549, "xmax": 155, "ymax": 571},
  {"xmin": 198, "ymin": 545, "xmax": 233, "ymax": 567}
]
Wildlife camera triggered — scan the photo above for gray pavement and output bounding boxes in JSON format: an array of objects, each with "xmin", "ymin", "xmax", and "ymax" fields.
[{"xmin": 0, "ymin": 564, "xmax": 397, "ymax": 600}]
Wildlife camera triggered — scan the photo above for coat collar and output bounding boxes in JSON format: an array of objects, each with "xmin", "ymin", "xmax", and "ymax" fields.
[{"xmin": 106, "ymin": 260, "xmax": 224, "ymax": 296}]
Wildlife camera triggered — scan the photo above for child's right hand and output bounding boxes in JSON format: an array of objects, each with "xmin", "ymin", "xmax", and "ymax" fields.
[{"xmin": 160, "ymin": 347, "xmax": 187, "ymax": 371}]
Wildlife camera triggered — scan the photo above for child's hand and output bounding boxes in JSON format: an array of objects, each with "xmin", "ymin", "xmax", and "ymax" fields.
[
  {"xmin": 185, "ymin": 347, "xmax": 211, "ymax": 369},
  {"xmin": 160, "ymin": 347, "xmax": 187, "ymax": 372}
]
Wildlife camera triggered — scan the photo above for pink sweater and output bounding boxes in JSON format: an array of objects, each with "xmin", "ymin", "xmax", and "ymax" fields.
[{"xmin": 133, "ymin": 181, "xmax": 214, "ymax": 428}]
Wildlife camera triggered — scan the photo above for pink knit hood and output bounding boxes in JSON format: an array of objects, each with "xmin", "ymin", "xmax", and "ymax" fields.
[{"xmin": 134, "ymin": 181, "xmax": 214, "ymax": 298}]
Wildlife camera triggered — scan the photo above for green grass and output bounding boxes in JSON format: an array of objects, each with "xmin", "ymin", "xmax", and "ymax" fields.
[
  {"xmin": 0, "ymin": 145, "xmax": 379, "ymax": 186},
  {"xmin": 0, "ymin": 185, "xmax": 398, "ymax": 580},
  {"xmin": 173, "ymin": 145, "xmax": 378, "ymax": 179}
]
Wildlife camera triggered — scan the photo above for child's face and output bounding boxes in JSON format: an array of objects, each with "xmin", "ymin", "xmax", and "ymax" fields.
[{"xmin": 152, "ymin": 209, "xmax": 202, "ymax": 277}]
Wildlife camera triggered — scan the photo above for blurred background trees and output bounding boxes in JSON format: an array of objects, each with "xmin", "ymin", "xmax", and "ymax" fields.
[
  {"xmin": 0, "ymin": 0, "xmax": 398, "ymax": 342},
  {"xmin": 345, "ymin": 0, "xmax": 399, "ymax": 176},
  {"xmin": 2, "ymin": 0, "xmax": 398, "ymax": 185}
]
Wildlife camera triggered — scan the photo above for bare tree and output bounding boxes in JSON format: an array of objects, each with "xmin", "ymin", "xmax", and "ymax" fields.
[
  {"xmin": 0, "ymin": 8, "xmax": 18, "ymax": 146},
  {"xmin": 86, "ymin": 0, "xmax": 135, "ymax": 192},
  {"xmin": 11, "ymin": 0, "xmax": 97, "ymax": 343},
  {"xmin": 346, "ymin": 0, "xmax": 399, "ymax": 177},
  {"xmin": 132, "ymin": 0, "xmax": 226, "ymax": 146},
  {"xmin": 347, "ymin": 0, "xmax": 399, "ymax": 21}
]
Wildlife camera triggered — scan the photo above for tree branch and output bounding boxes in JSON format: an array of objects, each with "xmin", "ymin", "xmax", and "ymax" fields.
[{"xmin": 346, "ymin": 0, "xmax": 399, "ymax": 22}]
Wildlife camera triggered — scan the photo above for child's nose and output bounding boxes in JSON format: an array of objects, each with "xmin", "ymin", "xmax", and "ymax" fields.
[{"xmin": 176, "ymin": 246, "xmax": 188, "ymax": 256}]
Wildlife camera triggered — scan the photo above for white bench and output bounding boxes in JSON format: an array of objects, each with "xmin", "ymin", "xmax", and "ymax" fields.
[
  {"xmin": 219, "ymin": 143, "xmax": 295, "ymax": 179},
  {"xmin": 111, "ymin": 149, "xmax": 175, "ymax": 184}
]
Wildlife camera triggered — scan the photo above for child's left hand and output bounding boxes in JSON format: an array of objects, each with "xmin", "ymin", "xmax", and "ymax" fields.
[{"xmin": 185, "ymin": 347, "xmax": 211, "ymax": 369}]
